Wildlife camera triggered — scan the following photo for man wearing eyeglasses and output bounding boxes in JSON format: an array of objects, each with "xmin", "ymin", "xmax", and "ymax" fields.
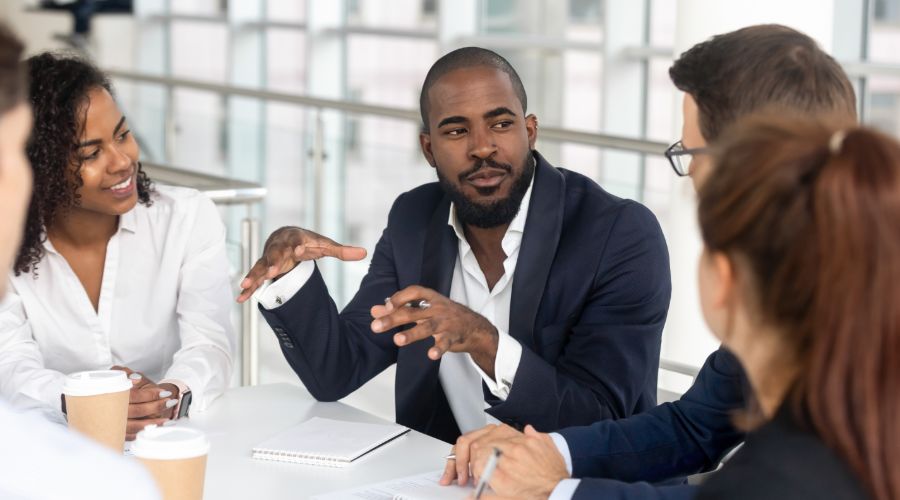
[
  {"xmin": 445, "ymin": 24, "xmax": 859, "ymax": 500},
  {"xmin": 664, "ymin": 141, "xmax": 708, "ymax": 178}
]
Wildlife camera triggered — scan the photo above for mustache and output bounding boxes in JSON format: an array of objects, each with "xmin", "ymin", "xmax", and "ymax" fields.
[{"xmin": 457, "ymin": 157, "xmax": 513, "ymax": 182}]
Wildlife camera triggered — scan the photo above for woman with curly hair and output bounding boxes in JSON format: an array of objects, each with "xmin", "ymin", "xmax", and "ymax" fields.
[
  {"xmin": 0, "ymin": 52, "xmax": 234, "ymax": 440},
  {"xmin": 0, "ymin": 28, "xmax": 161, "ymax": 499}
]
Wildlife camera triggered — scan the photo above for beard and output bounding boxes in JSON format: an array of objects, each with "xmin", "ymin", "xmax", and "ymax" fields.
[{"xmin": 436, "ymin": 153, "xmax": 535, "ymax": 229}]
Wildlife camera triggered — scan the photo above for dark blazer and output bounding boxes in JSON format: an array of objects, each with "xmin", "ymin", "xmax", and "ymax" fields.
[
  {"xmin": 697, "ymin": 401, "xmax": 868, "ymax": 500},
  {"xmin": 562, "ymin": 347, "xmax": 749, "ymax": 500},
  {"xmin": 260, "ymin": 151, "xmax": 671, "ymax": 443}
]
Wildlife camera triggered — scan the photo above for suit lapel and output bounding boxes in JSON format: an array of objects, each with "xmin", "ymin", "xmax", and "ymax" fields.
[
  {"xmin": 398, "ymin": 156, "xmax": 563, "ymax": 440},
  {"xmin": 412, "ymin": 195, "xmax": 457, "ymax": 365},
  {"xmin": 420, "ymin": 196, "xmax": 457, "ymax": 296},
  {"xmin": 395, "ymin": 195, "xmax": 460, "ymax": 440},
  {"xmin": 510, "ymin": 151, "xmax": 565, "ymax": 350}
]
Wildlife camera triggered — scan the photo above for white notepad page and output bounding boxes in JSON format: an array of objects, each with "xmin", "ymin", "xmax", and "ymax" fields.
[{"xmin": 251, "ymin": 416, "xmax": 410, "ymax": 467}]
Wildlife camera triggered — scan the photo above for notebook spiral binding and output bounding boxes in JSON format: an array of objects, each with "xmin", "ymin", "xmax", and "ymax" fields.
[{"xmin": 252, "ymin": 448, "xmax": 351, "ymax": 468}]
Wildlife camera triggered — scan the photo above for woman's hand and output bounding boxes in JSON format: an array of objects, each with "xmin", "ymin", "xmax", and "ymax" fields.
[{"xmin": 111, "ymin": 365, "xmax": 178, "ymax": 440}]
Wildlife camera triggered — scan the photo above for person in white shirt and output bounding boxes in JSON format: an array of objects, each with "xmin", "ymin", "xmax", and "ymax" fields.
[
  {"xmin": 0, "ymin": 24, "xmax": 160, "ymax": 500},
  {"xmin": 0, "ymin": 398, "xmax": 162, "ymax": 500},
  {"xmin": 0, "ymin": 52, "xmax": 234, "ymax": 440}
]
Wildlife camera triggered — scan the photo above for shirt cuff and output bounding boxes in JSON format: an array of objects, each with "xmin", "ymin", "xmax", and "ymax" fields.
[
  {"xmin": 255, "ymin": 260, "xmax": 316, "ymax": 310},
  {"xmin": 549, "ymin": 479, "xmax": 581, "ymax": 500},
  {"xmin": 470, "ymin": 329, "xmax": 522, "ymax": 400},
  {"xmin": 550, "ymin": 432, "xmax": 574, "ymax": 475}
]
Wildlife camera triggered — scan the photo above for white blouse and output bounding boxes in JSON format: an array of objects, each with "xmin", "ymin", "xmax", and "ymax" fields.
[{"xmin": 0, "ymin": 186, "xmax": 235, "ymax": 414}]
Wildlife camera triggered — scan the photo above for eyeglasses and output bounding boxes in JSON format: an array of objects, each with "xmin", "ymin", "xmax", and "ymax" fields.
[{"xmin": 665, "ymin": 140, "xmax": 709, "ymax": 177}]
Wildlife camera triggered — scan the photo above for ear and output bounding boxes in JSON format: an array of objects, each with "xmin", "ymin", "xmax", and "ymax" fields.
[
  {"xmin": 525, "ymin": 114, "xmax": 538, "ymax": 149},
  {"xmin": 710, "ymin": 252, "xmax": 736, "ymax": 310},
  {"xmin": 419, "ymin": 132, "xmax": 436, "ymax": 169}
]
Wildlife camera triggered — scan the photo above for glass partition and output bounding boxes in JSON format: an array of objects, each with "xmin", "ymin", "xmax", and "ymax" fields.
[{"xmin": 113, "ymin": 0, "xmax": 900, "ymax": 400}]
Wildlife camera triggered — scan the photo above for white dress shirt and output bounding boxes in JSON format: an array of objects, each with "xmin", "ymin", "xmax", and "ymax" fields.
[
  {"xmin": 549, "ymin": 432, "xmax": 580, "ymax": 499},
  {"xmin": 0, "ymin": 399, "xmax": 161, "ymax": 500},
  {"xmin": 0, "ymin": 186, "xmax": 235, "ymax": 415},
  {"xmin": 257, "ymin": 175, "xmax": 534, "ymax": 434}
]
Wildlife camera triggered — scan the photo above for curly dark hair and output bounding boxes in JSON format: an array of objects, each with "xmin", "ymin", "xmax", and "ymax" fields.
[{"xmin": 16, "ymin": 52, "xmax": 154, "ymax": 275}]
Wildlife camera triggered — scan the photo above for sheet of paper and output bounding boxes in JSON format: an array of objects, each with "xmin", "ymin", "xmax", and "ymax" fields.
[{"xmin": 312, "ymin": 470, "xmax": 478, "ymax": 500}]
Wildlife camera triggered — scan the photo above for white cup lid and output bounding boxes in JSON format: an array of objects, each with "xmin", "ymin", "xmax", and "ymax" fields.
[
  {"xmin": 131, "ymin": 425, "xmax": 210, "ymax": 460},
  {"xmin": 62, "ymin": 370, "xmax": 132, "ymax": 396}
]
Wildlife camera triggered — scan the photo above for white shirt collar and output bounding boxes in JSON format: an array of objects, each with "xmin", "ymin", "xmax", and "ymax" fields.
[
  {"xmin": 41, "ymin": 206, "xmax": 139, "ymax": 255},
  {"xmin": 120, "ymin": 207, "xmax": 138, "ymax": 233},
  {"xmin": 447, "ymin": 156, "xmax": 536, "ymax": 247}
]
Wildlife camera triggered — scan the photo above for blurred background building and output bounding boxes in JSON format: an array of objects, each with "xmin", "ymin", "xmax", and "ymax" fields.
[{"xmin": 2, "ymin": 0, "xmax": 899, "ymax": 420}]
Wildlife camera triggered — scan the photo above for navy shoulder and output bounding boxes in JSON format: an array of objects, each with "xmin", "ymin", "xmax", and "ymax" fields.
[
  {"xmin": 386, "ymin": 181, "xmax": 445, "ymax": 228},
  {"xmin": 615, "ymin": 198, "xmax": 665, "ymax": 237},
  {"xmin": 557, "ymin": 167, "xmax": 625, "ymax": 212},
  {"xmin": 555, "ymin": 167, "xmax": 662, "ymax": 232}
]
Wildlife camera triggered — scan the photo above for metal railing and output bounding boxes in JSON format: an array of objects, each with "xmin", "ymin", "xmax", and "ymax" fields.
[
  {"xmin": 657, "ymin": 359, "xmax": 699, "ymax": 403},
  {"xmin": 841, "ymin": 60, "xmax": 900, "ymax": 78},
  {"xmin": 105, "ymin": 69, "xmax": 670, "ymax": 154},
  {"xmin": 660, "ymin": 358, "xmax": 700, "ymax": 380},
  {"xmin": 143, "ymin": 162, "xmax": 267, "ymax": 204},
  {"xmin": 142, "ymin": 162, "xmax": 264, "ymax": 387}
]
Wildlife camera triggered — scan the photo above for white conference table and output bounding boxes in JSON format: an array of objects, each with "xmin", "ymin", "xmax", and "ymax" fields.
[{"xmin": 176, "ymin": 383, "xmax": 450, "ymax": 499}]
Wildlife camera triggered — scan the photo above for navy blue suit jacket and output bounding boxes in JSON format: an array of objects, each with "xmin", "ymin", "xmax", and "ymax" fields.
[
  {"xmin": 260, "ymin": 151, "xmax": 671, "ymax": 443},
  {"xmin": 560, "ymin": 347, "xmax": 749, "ymax": 500}
]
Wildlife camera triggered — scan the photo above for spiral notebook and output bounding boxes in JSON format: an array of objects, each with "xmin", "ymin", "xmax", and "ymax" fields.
[{"xmin": 251, "ymin": 417, "xmax": 410, "ymax": 467}]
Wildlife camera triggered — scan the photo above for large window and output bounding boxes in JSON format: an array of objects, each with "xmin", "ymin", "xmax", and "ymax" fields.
[
  {"xmin": 869, "ymin": 0, "xmax": 900, "ymax": 136},
  {"xmin": 103, "ymin": 0, "xmax": 899, "ymax": 396}
]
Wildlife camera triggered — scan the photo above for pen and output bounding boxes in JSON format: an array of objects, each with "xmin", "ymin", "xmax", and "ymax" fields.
[
  {"xmin": 384, "ymin": 297, "xmax": 432, "ymax": 309},
  {"xmin": 473, "ymin": 447, "xmax": 501, "ymax": 500},
  {"xmin": 444, "ymin": 453, "xmax": 456, "ymax": 460}
]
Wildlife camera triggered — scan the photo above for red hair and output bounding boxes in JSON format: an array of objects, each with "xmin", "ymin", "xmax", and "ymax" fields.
[{"xmin": 698, "ymin": 114, "xmax": 900, "ymax": 500}]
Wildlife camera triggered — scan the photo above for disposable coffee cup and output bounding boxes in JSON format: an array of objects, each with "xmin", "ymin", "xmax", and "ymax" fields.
[
  {"xmin": 132, "ymin": 425, "xmax": 210, "ymax": 500},
  {"xmin": 63, "ymin": 369, "xmax": 132, "ymax": 452}
]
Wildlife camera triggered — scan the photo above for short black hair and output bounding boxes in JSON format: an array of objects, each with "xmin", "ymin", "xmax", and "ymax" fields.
[
  {"xmin": 419, "ymin": 46, "xmax": 527, "ymax": 132},
  {"xmin": 669, "ymin": 24, "xmax": 857, "ymax": 142}
]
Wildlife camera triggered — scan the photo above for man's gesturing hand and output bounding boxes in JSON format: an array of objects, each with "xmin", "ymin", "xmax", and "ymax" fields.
[
  {"xmin": 370, "ymin": 286, "xmax": 500, "ymax": 375},
  {"xmin": 237, "ymin": 226, "xmax": 367, "ymax": 303}
]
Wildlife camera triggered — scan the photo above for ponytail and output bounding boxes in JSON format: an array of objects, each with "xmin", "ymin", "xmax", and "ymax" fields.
[{"xmin": 698, "ymin": 115, "xmax": 900, "ymax": 500}]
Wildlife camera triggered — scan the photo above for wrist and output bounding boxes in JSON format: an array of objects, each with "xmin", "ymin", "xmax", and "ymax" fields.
[
  {"xmin": 479, "ymin": 324, "xmax": 499, "ymax": 358},
  {"xmin": 470, "ymin": 324, "xmax": 499, "ymax": 376},
  {"xmin": 543, "ymin": 479, "xmax": 563, "ymax": 498}
]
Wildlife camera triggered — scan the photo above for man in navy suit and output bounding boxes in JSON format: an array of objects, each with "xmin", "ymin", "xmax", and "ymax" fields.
[
  {"xmin": 237, "ymin": 47, "xmax": 671, "ymax": 444},
  {"xmin": 445, "ymin": 25, "xmax": 860, "ymax": 499}
]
